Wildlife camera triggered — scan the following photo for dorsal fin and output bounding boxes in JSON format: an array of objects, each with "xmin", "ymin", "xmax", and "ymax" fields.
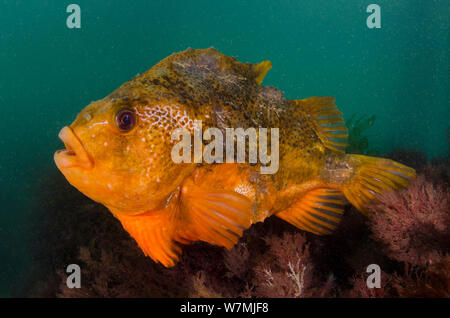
[
  {"xmin": 252, "ymin": 60, "xmax": 272, "ymax": 85},
  {"xmin": 293, "ymin": 97, "xmax": 348, "ymax": 153}
]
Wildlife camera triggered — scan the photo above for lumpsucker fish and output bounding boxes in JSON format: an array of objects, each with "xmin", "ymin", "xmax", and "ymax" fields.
[{"xmin": 54, "ymin": 48, "xmax": 416, "ymax": 267}]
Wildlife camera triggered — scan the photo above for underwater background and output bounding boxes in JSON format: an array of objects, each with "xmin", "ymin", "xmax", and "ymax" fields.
[{"xmin": 0, "ymin": 0, "xmax": 448, "ymax": 297}]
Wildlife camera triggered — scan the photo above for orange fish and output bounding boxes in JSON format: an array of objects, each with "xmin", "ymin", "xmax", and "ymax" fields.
[{"xmin": 54, "ymin": 48, "xmax": 415, "ymax": 267}]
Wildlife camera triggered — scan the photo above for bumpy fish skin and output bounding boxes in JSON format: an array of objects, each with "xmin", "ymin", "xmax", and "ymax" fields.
[{"xmin": 54, "ymin": 48, "xmax": 415, "ymax": 267}]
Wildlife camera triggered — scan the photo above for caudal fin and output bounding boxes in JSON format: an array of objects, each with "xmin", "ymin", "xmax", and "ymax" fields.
[{"xmin": 342, "ymin": 154, "xmax": 416, "ymax": 214}]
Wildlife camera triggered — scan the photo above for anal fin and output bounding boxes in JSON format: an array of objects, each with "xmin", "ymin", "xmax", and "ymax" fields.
[{"xmin": 276, "ymin": 188, "xmax": 346, "ymax": 235}]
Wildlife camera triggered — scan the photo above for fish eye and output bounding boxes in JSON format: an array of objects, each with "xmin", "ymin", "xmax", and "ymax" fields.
[{"xmin": 115, "ymin": 109, "xmax": 136, "ymax": 132}]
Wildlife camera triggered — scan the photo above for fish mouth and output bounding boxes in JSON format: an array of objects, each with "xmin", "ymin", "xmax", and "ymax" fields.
[{"xmin": 54, "ymin": 126, "xmax": 94, "ymax": 169}]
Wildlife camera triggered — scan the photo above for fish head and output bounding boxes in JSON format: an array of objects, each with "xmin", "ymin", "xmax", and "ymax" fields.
[{"xmin": 54, "ymin": 91, "xmax": 196, "ymax": 215}]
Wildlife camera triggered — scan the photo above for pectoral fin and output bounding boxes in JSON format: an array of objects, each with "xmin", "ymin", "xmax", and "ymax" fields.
[
  {"xmin": 112, "ymin": 182, "xmax": 253, "ymax": 267},
  {"xmin": 178, "ymin": 183, "xmax": 253, "ymax": 249}
]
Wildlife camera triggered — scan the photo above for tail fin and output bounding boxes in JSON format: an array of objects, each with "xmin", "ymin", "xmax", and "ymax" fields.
[{"xmin": 342, "ymin": 154, "xmax": 416, "ymax": 214}]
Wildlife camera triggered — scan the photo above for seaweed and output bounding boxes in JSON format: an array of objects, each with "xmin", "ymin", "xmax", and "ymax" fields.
[{"xmin": 345, "ymin": 114, "xmax": 378, "ymax": 155}]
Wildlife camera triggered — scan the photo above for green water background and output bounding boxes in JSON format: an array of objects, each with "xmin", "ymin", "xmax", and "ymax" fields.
[{"xmin": 0, "ymin": 0, "xmax": 448, "ymax": 296}]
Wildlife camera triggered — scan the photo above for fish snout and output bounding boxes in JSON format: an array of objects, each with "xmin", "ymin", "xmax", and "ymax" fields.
[{"xmin": 54, "ymin": 126, "xmax": 94, "ymax": 169}]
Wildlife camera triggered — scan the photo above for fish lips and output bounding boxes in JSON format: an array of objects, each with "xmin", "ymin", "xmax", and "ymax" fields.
[{"xmin": 54, "ymin": 126, "xmax": 94, "ymax": 170}]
